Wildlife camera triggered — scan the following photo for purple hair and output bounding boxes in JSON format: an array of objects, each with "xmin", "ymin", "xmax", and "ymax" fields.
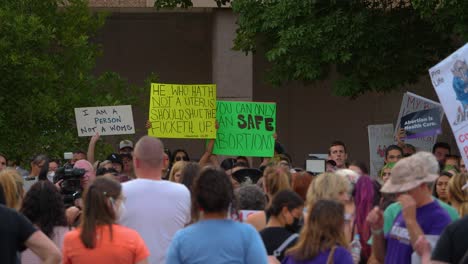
[{"xmin": 354, "ymin": 175, "xmax": 375, "ymax": 261}]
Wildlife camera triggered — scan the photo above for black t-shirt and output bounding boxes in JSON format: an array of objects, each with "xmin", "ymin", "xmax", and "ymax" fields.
[
  {"xmin": 0, "ymin": 205, "xmax": 37, "ymax": 264},
  {"xmin": 260, "ymin": 227, "xmax": 297, "ymax": 261},
  {"xmin": 432, "ymin": 215, "xmax": 468, "ymax": 264}
]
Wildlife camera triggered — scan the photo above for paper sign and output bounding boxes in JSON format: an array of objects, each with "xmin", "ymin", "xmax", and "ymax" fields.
[
  {"xmin": 148, "ymin": 83, "xmax": 217, "ymax": 139},
  {"xmin": 400, "ymin": 108, "xmax": 442, "ymax": 139},
  {"xmin": 429, "ymin": 43, "xmax": 468, "ymax": 167},
  {"xmin": 74, "ymin": 105, "xmax": 135, "ymax": 136},
  {"xmin": 394, "ymin": 92, "xmax": 444, "ymax": 151},
  {"xmin": 213, "ymin": 101, "xmax": 276, "ymax": 157},
  {"xmin": 238, "ymin": 210, "xmax": 261, "ymax": 222},
  {"xmin": 368, "ymin": 124, "xmax": 395, "ymax": 177}
]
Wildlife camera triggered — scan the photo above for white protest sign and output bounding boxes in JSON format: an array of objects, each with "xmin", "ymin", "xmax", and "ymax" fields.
[
  {"xmin": 394, "ymin": 92, "xmax": 444, "ymax": 151},
  {"xmin": 238, "ymin": 210, "xmax": 261, "ymax": 222},
  {"xmin": 429, "ymin": 43, "xmax": 468, "ymax": 166},
  {"xmin": 368, "ymin": 124, "xmax": 394, "ymax": 177},
  {"xmin": 74, "ymin": 105, "xmax": 135, "ymax": 136}
]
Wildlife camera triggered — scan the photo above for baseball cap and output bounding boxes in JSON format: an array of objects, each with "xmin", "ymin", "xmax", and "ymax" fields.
[
  {"xmin": 107, "ymin": 153, "xmax": 123, "ymax": 166},
  {"xmin": 232, "ymin": 168, "xmax": 263, "ymax": 184},
  {"xmin": 381, "ymin": 152, "xmax": 439, "ymax": 193},
  {"xmin": 119, "ymin": 140, "xmax": 134, "ymax": 150}
]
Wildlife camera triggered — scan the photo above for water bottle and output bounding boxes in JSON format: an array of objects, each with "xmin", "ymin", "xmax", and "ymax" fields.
[{"xmin": 350, "ymin": 234, "xmax": 361, "ymax": 264}]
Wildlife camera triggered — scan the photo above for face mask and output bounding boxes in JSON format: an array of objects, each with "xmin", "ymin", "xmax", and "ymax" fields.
[
  {"xmin": 111, "ymin": 198, "xmax": 126, "ymax": 220},
  {"xmin": 47, "ymin": 171, "xmax": 55, "ymax": 182},
  {"xmin": 285, "ymin": 216, "xmax": 302, "ymax": 233}
]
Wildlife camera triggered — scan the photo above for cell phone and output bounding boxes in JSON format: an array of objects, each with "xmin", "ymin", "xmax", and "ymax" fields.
[
  {"xmin": 64, "ymin": 152, "xmax": 73, "ymax": 160},
  {"xmin": 306, "ymin": 159, "xmax": 326, "ymax": 173}
]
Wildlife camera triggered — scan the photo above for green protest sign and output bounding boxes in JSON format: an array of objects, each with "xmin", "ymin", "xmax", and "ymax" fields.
[{"xmin": 213, "ymin": 101, "xmax": 276, "ymax": 157}]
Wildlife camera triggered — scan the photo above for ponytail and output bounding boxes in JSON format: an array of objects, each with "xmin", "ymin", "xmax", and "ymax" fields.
[{"xmin": 79, "ymin": 176, "xmax": 121, "ymax": 248}]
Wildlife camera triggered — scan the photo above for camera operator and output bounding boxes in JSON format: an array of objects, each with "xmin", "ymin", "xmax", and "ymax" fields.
[{"xmin": 55, "ymin": 160, "xmax": 95, "ymax": 226}]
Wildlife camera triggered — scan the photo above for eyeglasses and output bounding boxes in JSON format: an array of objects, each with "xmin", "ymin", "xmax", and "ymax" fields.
[{"xmin": 175, "ymin": 156, "xmax": 188, "ymax": 161}]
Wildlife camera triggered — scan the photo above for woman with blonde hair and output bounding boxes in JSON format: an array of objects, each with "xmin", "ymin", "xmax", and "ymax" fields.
[
  {"xmin": 306, "ymin": 172, "xmax": 349, "ymax": 209},
  {"xmin": 0, "ymin": 168, "xmax": 24, "ymax": 209},
  {"xmin": 448, "ymin": 173, "xmax": 468, "ymax": 217},
  {"xmin": 283, "ymin": 199, "xmax": 353, "ymax": 264},
  {"xmin": 169, "ymin": 161, "xmax": 187, "ymax": 183},
  {"xmin": 305, "ymin": 171, "xmax": 357, "ymax": 260},
  {"xmin": 246, "ymin": 165, "xmax": 291, "ymax": 231}
]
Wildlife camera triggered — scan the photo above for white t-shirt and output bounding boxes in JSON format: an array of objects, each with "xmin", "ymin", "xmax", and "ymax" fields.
[{"xmin": 119, "ymin": 179, "xmax": 191, "ymax": 264}]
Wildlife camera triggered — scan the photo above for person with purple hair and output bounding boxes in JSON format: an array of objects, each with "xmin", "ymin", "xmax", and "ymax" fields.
[{"xmin": 354, "ymin": 176, "xmax": 376, "ymax": 263}]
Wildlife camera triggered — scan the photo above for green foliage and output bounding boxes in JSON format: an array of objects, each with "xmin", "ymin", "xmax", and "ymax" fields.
[
  {"xmin": 154, "ymin": 0, "xmax": 230, "ymax": 8},
  {"xmin": 153, "ymin": 0, "xmax": 466, "ymax": 97},
  {"xmin": 231, "ymin": 0, "xmax": 458, "ymax": 97},
  {"xmin": 0, "ymin": 0, "xmax": 148, "ymax": 163}
]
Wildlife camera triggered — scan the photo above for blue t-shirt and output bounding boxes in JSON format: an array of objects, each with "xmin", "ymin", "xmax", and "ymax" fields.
[
  {"xmin": 165, "ymin": 219, "xmax": 268, "ymax": 264},
  {"xmin": 384, "ymin": 200, "xmax": 451, "ymax": 264},
  {"xmin": 281, "ymin": 246, "xmax": 353, "ymax": 264}
]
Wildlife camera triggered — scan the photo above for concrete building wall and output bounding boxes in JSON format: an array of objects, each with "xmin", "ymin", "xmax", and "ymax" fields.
[
  {"xmin": 93, "ymin": 11, "xmax": 214, "ymax": 156},
  {"xmin": 92, "ymin": 8, "xmax": 456, "ymax": 167}
]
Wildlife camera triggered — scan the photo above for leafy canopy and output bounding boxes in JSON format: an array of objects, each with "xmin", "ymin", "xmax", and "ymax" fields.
[
  {"xmin": 0, "ymin": 0, "xmax": 147, "ymax": 163},
  {"xmin": 154, "ymin": 0, "xmax": 467, "ymax": 97}
]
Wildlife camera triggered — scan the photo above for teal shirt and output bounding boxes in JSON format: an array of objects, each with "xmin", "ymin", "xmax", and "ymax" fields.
[
  {"xmin": 368, "ymin": 197, "xmax": 459, "ymax": 245},
  {"xmin": 166, "ymin": 219, "xmax": 268, "ymax": 264},
  {"xmin": 383, "ymin": 197, "xmax": 459, "ymax": 235}
]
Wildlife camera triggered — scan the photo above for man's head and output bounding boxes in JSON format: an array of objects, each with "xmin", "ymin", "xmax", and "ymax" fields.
[
  {"xmin": 30, "ymin": 154, "xmax": 48, "ymax": 177},
  {"xmin": 70, "ymin": 150, "xmax": 86, "ymax": 166},
  {"xmin": 384, "ymin": 145, "xmax": 403, "ymax": 164},
  {"xmin": 432, "ymin": 142, "xmax": 451, "ymax": 163},
  {"xmin": 381, "ymin": 152, "xmax": 439, "ymax": 206},
  {"xmin": 119, "ymin": 140, "xmax": 134, "ymax": 154},
  {"xmin": 133, "ymin": 136, "xmax": 165, "ymax": 178},
  {"xmin": 73, "ymin": 159, "xmax": 95, "ymax": 188},
  {"xmin": 328, "ymin": 141, "xmax": 347, "ymax": 169}
]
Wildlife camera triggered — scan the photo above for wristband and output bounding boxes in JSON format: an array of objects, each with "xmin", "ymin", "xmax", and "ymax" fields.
[{"xmin": 371, "ymin": 228, "xmax": 383, "ymax": 235}]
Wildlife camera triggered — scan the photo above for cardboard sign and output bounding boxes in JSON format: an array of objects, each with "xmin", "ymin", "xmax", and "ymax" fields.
[
  {"xmin": 148, "ymin": 83, "xmax": 217, "ymax": 139},
  {"xmin": 400, "ymin": 108, "xmax": 442, "ymax": 139},
  {"xmin": 394, "ymin": 92, "xmax": 444, "ymax": 151},
  {"xmin": 368, "ymin": 124, "xmax": 395, "ymax": 177},
  {"xmin": 74, "ymin": 105, "xmax": 135, "ymax": 136},
  {"xmin": 429, "ymin": 43, "xmax": 468, "ymax": 166},
  {"xmin": 213, "ymin": 101, "xmax": 276, "ymax": 157}
]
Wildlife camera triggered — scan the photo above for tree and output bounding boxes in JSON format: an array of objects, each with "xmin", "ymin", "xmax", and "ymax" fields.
[
  {"xmin": 0, "ymin": 0, "xmax": 148, "ymax": 163},
  {"xmin": 154, "ymin": 0, "xmax": 467, "ymax": 97}
]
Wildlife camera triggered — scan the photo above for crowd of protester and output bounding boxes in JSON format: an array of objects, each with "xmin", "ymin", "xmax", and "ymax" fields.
[{"xmin": 0, "ymin": 129, "xmax": 468, "ymax": 264}]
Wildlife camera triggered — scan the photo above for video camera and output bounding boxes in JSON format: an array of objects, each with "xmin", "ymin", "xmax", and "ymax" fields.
[{"xmin": 53, "ymin": 164, "xmax": 85, "ymax": 207}]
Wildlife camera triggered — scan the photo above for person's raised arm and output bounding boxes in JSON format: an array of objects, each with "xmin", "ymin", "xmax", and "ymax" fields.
[
  {"xmin": 395, "ymin": 128, "xmax": 406, "ymax": 148},
  {"xmin": 199, "ymin": 121, "xmax": 219, "ymax": 167},
  {"xmin": 25, "ymin": 231, "xmax": 61, "ymax": 264},
  {"xmin": 399, "ymin": 194, "xmax": 425, "ymax": 248},
  {"xmin": 87, "ymin": 132, "xmax": 100, "ymax": 164},
  {"xmin": 367, "ymin": 206, "xmax": 386, "ymax": 263}
]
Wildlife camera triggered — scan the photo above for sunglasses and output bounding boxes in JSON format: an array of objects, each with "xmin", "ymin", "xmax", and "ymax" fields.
[{"xmin": 175, "ymin": 156, "xmax": 188, "ymax": 162}]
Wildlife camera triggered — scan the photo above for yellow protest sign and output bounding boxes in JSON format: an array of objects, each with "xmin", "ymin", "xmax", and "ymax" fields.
[{"xmin": 148, "ymin": 83, "xmax": 217, "ymax": 139}]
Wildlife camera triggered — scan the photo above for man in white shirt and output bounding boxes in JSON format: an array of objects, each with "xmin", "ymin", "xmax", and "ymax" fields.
[{"xmin": 119, "ymin": 136, "xmax": 191, "ymax": 264}]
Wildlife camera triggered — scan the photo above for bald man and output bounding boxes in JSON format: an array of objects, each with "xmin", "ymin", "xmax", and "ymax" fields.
[{"xmin": 119, "ymin": 136, "xmax": 191, "ymax": 264}]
